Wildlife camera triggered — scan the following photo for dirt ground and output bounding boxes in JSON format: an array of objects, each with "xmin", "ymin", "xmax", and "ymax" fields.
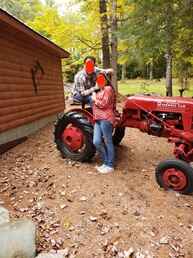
[{"xmin": 1, "ymin": 123, "xmax": 193, "ymax": 258}]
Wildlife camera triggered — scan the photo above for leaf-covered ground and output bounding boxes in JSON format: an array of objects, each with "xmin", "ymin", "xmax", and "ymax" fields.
[{"xmin": 0, "ymin": 124, "xmax": 193, "ymax": 258}]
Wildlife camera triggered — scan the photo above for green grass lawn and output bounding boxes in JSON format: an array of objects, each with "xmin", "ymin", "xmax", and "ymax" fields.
[{"xmin": 118, "ymin": 79, "xmax": 193, "ymax": 97}]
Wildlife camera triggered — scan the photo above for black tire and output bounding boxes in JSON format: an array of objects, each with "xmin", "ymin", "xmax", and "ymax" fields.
[
  {"xmin": 65, "ymin": 111, "xmax": 83, "ymax": 118},
  {"xmin": 65, "ymin": 110, "xmax": 93, "ymax": 120},
  {"xmin": 113, "ymin": 127, "xmax": 125, "ymax": 145},
  {"xmin": 155, "ymin": 159, "xmax": 193, "ymax": 194},
  {"xmin": 54, "ymin": 113, "xmax": 95, "ymax": 162}
]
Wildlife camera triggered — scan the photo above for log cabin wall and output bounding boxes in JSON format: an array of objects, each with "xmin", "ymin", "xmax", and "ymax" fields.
[{"xmin": 0, "ymin": 9, "xmax": 69, "ymax": 145}]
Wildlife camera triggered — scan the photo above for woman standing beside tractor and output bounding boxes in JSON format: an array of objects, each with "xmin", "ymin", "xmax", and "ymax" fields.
[{"xmin": 92, "ymin": 73, "xmax": 116, "ymax": 174}]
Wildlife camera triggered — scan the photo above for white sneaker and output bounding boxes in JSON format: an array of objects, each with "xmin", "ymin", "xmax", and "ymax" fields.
[
  {"xmin": 95, "ymin": 164, "xmax": 106, "ymax": 170},
  {"xmin": 97, "ymin": 165, "xmax": 114, "ymax": 174}
]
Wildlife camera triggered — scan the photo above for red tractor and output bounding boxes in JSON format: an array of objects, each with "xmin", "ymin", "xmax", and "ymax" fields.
[{"xmin": 54, "ymin": 95, "xmax": 193, "ymax": 194}]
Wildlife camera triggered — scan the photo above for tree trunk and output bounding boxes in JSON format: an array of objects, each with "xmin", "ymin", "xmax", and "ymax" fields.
[
  {"xmin": 99, "ymin": 0, "xmax": 111, "ymax": 68},
  {"xmin": 185, "ymin": 76, "xmax": 188, "ymax": 90},
  {"xmin": 146, "ymin": 64, "xmax": 149, "ymax": 80},
  {"xmin": 149, "ymin": 61, "xmax": 153, "ymax": 80},
  {"xmin": 165, "ymin": 50, "xmax": 172, "ymax": 96},
  {"xmin": 165, "ymin": 1, "xmax": 173, "ymax": 96},
  {"xmin": 111, "ymin": 0, "xmax": 118, "ymax": 91},
  {"xmin": 121, "ymin": 63, "xmax": 126, "ymax": 81}
]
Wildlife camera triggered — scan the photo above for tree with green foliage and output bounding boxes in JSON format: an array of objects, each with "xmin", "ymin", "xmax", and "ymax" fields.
[
  {"xmin": 174, "ymin": 0, "xmax": 193, "ymax": 92},
  {"xmin": 119, "ymin": 1, "xmax": 173, "ymax": 95},
  {"xmin": 0, "ymin": 0, "xmax": 42, "ymax": 22},
  {"xmin": 119, "ymin": 0, "xmax": 193, "ymax": 95},
  {"xmin": 1, "ymin": 0, "xmax": 193, "ymax": 90}
]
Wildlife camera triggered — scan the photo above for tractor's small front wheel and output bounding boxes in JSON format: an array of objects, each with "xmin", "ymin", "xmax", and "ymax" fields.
[{"xmin": 155, "ymin": 159, "xmax": 193, "ymax": 194}]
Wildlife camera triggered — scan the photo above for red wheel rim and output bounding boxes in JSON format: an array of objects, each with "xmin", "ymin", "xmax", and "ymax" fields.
[
  {"xmin": 162, "ymin": 168, "xmax": 187, "ymax": 191},
  {"xmin": 62, "ymin": 125, "xmax": 84, "ymax": 151}
]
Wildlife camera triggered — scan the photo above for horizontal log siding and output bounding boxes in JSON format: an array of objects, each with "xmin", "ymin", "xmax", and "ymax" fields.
[{"xmin": 0, "ymin": 25, "xmax": 65, "ymax": 133}]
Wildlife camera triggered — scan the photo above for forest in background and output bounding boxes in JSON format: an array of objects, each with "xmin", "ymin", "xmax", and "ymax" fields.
[{"xmin": 1, "ymin": 0, "xmax": 193, "ymax": 96}]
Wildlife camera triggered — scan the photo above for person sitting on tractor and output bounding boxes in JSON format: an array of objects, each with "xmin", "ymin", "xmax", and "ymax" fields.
[
  {"xmin": 72, "ymin": 56, "xmax": 113, "ymax": 106},
  {"xmin": 92, "ymin": 72, "xmax": 116, "ymax": 174}
]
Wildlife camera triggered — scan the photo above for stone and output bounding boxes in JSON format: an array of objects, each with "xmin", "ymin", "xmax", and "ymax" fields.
[
  {"xmin": 0, "ymin": 219, "xmax": 36, "ymax": 258},
  {"xmin": 0, "ymin": 206, "xmax": 9, "ymax": 225}
]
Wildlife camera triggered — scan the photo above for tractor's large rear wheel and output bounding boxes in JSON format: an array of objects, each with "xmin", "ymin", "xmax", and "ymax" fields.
[
  {"xmin": 113, "ymin": 127, "xmax": 125, "ymax": 145},
  {"xmin": 54, "ymin": 113, "xmax": 95, "ymax": 162},
  {"xmin": 155, "ymin": 159, "xmax": 193, "ymax": 194}
]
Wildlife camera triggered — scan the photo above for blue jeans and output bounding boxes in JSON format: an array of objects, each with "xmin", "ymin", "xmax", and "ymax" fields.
[
  {"xmin": 93, "ymin": 120, "xmax": 115, "ymax": 168},
  {"xmin": 73, "ymin": 93, "xmax": 92, "ymax": 106}
]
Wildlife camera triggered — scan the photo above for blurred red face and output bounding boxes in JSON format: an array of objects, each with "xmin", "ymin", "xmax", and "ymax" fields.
[
  {"xmin": 96, "ymin": 74, "xmax": 106, "ymax": 89},
  {"xmin": 85, "ymin": 59, "xmax": 95, "ymax": 74}
]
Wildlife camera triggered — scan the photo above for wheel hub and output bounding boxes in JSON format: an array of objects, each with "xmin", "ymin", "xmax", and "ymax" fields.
[
  {"xmin": 62, "ymin": 125, "xmax": 84, "ymax": 151},
  {"xmin": 163, "ymin": 168, "xmax": 187, "ymax": 191}
]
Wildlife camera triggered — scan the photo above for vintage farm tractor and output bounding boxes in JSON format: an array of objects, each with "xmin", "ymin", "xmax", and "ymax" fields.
[{"xmin": 54, "ymin": 95, "xmax": 193, "ymax": 194}]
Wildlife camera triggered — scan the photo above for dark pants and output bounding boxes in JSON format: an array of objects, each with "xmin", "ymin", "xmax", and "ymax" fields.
[{"xmin": 73, "ymin": 93, "xmax": 92, "ymax": 106}]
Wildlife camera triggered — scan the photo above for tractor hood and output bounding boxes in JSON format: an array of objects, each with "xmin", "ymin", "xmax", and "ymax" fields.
[{"xmin": 123, "ymin": 95, "xmax": 193, "ymax": 113}]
